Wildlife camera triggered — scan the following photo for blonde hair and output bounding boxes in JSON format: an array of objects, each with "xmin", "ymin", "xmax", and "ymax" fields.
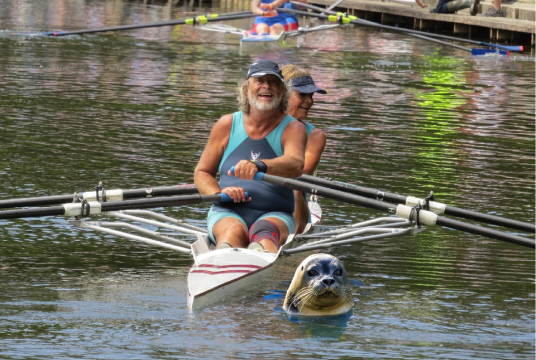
[
  {"xmin": 281, "ymin": 64, "xmax": 311, "ymax": 82},
  {"xmin": 237, "ymin": 78, "xmax": 291, "ymax": 115}
]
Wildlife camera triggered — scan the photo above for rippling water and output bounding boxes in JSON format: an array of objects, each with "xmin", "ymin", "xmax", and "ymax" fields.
[{"xmin": 0, "ymin": 0, "xmax": 534, "ymax": 359}]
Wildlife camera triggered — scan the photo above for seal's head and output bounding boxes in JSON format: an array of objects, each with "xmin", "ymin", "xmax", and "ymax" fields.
[{"xmin": 284, "ymin": 254, "xmax": 355, "ymax": 317}]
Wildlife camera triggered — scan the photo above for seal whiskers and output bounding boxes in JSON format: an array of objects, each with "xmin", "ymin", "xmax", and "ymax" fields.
[{"xmin": 283, "ymin": 254, "xmax": 356, "ymax": 317}]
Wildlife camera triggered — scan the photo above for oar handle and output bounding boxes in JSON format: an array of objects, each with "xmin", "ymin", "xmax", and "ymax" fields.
[
  {"xmin": 229, "ymin": 166, "xmax": 265, "ymax": 181},
  {"xmin": 219, "ymin": 192, "xmax": 250, "ymax": 202}
]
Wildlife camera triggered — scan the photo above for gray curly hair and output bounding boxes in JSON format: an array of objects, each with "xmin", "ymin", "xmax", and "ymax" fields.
[{"xmin": 237, "ymin": 78, "xmax": 291, "ymax": 115}]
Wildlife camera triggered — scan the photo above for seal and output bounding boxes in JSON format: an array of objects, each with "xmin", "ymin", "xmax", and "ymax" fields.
[{"xmin": 283, "ymin": 253, "xmax": 355, "ymax": 316}]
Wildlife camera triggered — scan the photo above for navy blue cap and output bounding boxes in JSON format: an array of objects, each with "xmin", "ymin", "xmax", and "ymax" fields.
[
  {"xmin": 246, "ymin": 60, "xmax": 284, "ymax": 81},
  {"xmin": 288, "ymin": 75, "xmax": 327, "ymax": 94}
]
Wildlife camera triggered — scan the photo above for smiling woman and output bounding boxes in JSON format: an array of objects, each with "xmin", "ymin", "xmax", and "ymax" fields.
[{"xmin": 282, "ymin": 64, "xmax": 328, "ymax": 234}]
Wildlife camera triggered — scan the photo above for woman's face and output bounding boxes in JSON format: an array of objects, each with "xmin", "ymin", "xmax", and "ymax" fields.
[{"xmin": 287, "ymin": 90, "xmax": 314, "ymax": 120}]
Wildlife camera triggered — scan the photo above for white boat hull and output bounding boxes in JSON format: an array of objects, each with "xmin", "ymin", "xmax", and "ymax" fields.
[
  {"xmin": 187, "ymin": 200, "xmax": 322, "ymax": 310},
  {"xmin": 187, "ymin": 247, "xmax": 278, "ymax": 310}
]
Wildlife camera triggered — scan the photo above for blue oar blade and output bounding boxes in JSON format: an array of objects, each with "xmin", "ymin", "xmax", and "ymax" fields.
[
  {"xmin": 478, "ymin": 42, "xmax": 523, "ymax": 52},
  {"xmin": 471, "ymin": 48, "xmax": 509, "ymax": 57}
]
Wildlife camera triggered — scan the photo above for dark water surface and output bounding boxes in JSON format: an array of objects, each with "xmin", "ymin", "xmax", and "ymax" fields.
[{"xmin": 0, "ymin": 0, "xmax": 534, "ymax": 359}]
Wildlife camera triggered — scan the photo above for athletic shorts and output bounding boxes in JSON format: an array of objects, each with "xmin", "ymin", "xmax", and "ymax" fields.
[
  {"xmin": 254, "ymin": 15, "xmax": 288, "ymax": 28},
  {"xmin": 207, "ymin": 205, "xmax": 295, "ymax": 244}
]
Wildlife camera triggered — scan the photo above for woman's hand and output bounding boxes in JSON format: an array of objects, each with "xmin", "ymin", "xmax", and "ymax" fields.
[
  {"xmin": 228, "ymin": 160, "xmax": 259, "ymax": 180},
  {"xmin": 221, "ymin": 186, "xmax": 252, "ymax": 203}
]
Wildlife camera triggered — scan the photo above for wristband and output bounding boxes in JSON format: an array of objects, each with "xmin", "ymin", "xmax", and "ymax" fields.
[{"xmin": 253, "ymin": 160, "xmax": 267, "ymax": 173}]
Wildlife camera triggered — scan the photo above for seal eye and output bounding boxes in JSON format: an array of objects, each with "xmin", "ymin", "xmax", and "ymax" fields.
[
  {"xmin": 333, "ymin": 269, "xmax": 342, "ymax": 276},
  {"xmin": 307, "ymin": 269, "xmax": 318, "ymax": 277}
]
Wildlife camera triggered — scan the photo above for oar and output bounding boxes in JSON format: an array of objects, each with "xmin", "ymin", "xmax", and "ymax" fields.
[
  {"xmin": 0, "ymin": 193, "xmax": 240, "ymax": 220},
  {"xmin": 42, "ymin": 12, "xmax": 256, "ymax": 37},
  {"xmin": 290, "ymin": 1, "xmax": 522, "ymax": 52},
  {"xmin": 280, "ymin": 6, "xmax": 509, "ymax": 56},
  {"xmin": 242, "ymin": 170, "xmax": 534, "ymax": 248},
  {"xmin": 327, "ymin": 0, "xmax": 347, "ymax": 11},
  {"xmin": 297, "ymin": 174, "xmax": 535, "ymax": 234},
  {"xmin": 0, "ymin": 184, "xmax": 199, "ymax": 209}
]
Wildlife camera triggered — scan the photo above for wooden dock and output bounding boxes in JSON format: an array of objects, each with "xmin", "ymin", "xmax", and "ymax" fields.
[{"xmin": 308, "ymin": 0, "xmax": 535, "ymax": 47}]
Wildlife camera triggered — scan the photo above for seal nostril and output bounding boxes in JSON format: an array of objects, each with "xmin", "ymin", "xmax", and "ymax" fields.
[{"xmin": 322, "ymin": 278, "xmax": 335, "ymax": 286}]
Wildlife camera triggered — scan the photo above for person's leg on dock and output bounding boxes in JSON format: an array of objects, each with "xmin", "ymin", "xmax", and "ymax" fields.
[
  {"xmin": 484, "ymin": 0, "xmax": 504, "ymax": 17},
  {"xmin": 439, "ymin": 0, "xmax": 480, "ymax": 15}
]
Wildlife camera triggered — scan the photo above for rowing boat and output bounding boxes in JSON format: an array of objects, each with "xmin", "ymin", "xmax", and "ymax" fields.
[
  {"xmin": 186, "ymin": 198, "xmax": 322, "ymax": 309},
  {"xmin": 196, "ymin": 23, "xmax": 351, "ymax": 54},
  {"xmin": 2, "ymin": 174, "xmax": 529, "ymax": 310},
  {"xmin": 64, "ymin": 197, "xmax": 420, "ymax": 310}
]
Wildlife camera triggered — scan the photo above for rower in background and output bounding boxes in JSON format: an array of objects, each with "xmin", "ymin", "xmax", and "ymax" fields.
[
  {"xmin": 194, "ymin": 60, "xmax": 307, "ymax": 254},
  {"xmin": 281, "ymin": 64, "xmax": 327, "ymax": 234},
  {"xmin": 251, "ymin": 0, "xmax": 307, "ymax": 35}
]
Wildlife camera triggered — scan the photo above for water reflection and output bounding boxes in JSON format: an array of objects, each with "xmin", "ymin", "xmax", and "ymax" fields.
[{"xmin": 0, "ymin": 0, "xmax": 534, "ymax": 358}]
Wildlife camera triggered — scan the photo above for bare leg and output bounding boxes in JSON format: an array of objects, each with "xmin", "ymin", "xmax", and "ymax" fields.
[
  {"xmin": 255, "ymin": 23, "xmax": 270, "ymax": 35},
  {"xmin": 212, "ymin": 217, "xmax": 249, "ymax": 248},
  {"xmin": 293, "ymin": 190, "xmax": 309, "ymax": 235},
  {"xmin": 256, "ymin": 217, "xmax": 289, "ymax": 253},
  {"xmin": 494, "ymin": 0, "xmax": 501, "ymax": 10},
  {"xmin": 269, "ymin": 24, "xmax": 285, "ymax": 36}
]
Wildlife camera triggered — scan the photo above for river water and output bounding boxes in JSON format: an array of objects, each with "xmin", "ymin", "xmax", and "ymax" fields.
[{"xmin": 0, "ymin": 0, "xmax": 534, "ymax": 359}]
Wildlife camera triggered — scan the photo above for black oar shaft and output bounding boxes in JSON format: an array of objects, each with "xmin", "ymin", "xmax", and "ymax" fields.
[
  {"xmin": 0, "ymin": 195, "xmax": 79, "ymax": 209},
  {"xmin": 298, "ymin": 174, "xmax": 535, "ymax": 234},
  {"xmin": 263, "ymin": 173, "xmax": 397, "ymax": 213},
  {"xmin": 0, "ymin": 184, "xmax": 199, "ymax": 209},
  {"xmin": 260, "ymin": 173, "xmax": 535, "ymax": 249},
  {"xmin": 0, "ymin": 194, "xmax": 222, "ymax": 220},
  {"xmin": 0, "ymin": 206, "xmax": 66, "ymax": 219},
  {"xmin": 280, "ymin": 8, "xmax": 472, "ymax": 52},
  {"xmin": 123, "ymin": 185, "xmax": 199, "ymax": 199},
  {"xmin": 47, "ymin": 12, "xmax": 255, "ymax": 36},
  {"xmin": 436, "ymin": 217, "xmax": 535, "ymax": 248},
  {"xmin": 99, "ymin": 194, "xmax": 218, "ymax": 211},
  {"xmin": 443, "ymin": 206, "xmax": 534, "ymax": 233},
  {"xmin": 409, "ymin": 33, "xmax": 470, "ymax": 52},
  {"xmin": 298, "ymin": 174, "xmax": 407, "ymax": 204}
]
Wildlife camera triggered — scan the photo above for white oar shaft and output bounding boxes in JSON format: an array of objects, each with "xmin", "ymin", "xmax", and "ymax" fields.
[
  {"xmin": 98, "ymin": 222, "xmax": 193, "ymax": 249},
  {"xmin": 80, "ymin": 221, "xmax": 192, "ymax": 254},
  {"xmin": 108, "ymin": 211, "xmax": 205, "ymax": 236}
]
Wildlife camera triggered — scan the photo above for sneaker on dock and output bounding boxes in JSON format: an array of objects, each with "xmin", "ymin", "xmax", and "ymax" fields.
[
  {"xmin": 484, "ymin": 7, "xmax": 504, "ymax": 16},
  {"xmin": 470, "ymin": 0, "xmax": 480, "ymax": 16}
]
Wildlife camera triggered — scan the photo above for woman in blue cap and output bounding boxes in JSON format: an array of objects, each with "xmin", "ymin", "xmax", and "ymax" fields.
[{"xmin": 282, "ymin": 64, "xmax": 327, "ymax": 234}]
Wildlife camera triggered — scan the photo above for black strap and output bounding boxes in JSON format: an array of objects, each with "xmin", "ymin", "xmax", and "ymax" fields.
[
  {"xmin": 80, "ymin": 199, "xmax": 90, "ymax": 217},
  {"xmin": 95, "ymin": 183, "xmax": 107, "ymax": 202},
  {"xmin": 409, "ymin": 204, "xmax": 422, "ymax": 227},
  {"xmin": 423, "ymin": 191, "xmax": 434, "ymax": 211},
  {"xmin": 253, "ymin": 160, "xmax": 267, "ymax": 173}
]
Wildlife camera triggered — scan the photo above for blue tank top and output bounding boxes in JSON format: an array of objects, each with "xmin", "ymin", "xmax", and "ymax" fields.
[
  {"xmin": 214, "ymin": 111, "xmax": 296, "ymax": 219},
  {"xmin": 305, "ymin": 121, "xmax": 315, "ymax": 137},
  {"xmin": 283, "ymin": 2, "xmax": 298, "ymax": 22}
]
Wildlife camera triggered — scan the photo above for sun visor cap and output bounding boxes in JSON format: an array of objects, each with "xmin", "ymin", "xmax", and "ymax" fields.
[
  {"xmin": 246, "ymin": 60, "xmax": 284, "ymax": 81},
  {"xmin": 289, "ymin": 75, "xmax": 327, "ymax": 94}
]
